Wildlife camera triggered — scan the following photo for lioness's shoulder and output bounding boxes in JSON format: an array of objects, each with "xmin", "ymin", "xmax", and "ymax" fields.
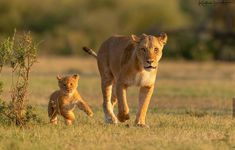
[{"xmin": 121, "ymin": 42, "xmax": 135, "ymax": 66}]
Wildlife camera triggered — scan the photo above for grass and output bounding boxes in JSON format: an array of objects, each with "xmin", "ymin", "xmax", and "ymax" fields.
[{"xmin": 0, "ymin": 57, "xmax": 235, "ymax": 150}]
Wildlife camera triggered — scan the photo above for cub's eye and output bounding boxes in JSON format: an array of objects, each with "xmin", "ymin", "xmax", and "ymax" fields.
[
  {"xmin": 141, "ymin": 48, "xmax": 146, "ymax": 52},
  {"xmin": 70, "ymin": 83, "xmax": 73, "ymax": 86},
  {"xmin": 63, "ymin": 84, "xmax": 66, "ymax": 87},
  {"xmin": 154, "ymin": 48, "xmax": 159, "ymax": 53}
]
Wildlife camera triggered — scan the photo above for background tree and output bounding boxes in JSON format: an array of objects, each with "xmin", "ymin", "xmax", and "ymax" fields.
[{"xmin": 0, "ymin": 0, "xmax": 234, "ymax": 61}]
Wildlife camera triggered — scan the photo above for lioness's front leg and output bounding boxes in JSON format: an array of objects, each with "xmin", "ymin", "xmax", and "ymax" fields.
[
  {"xmin": 135, "ymin": 86, "xmax": 154, "ymax": 126},
  {"xmin": 116, "ymin": 82, "xmax": 130, "ymax": 122}
]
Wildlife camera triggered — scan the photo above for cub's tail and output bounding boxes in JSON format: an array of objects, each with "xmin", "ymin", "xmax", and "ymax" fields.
[{"xmin": 82, "ymin": 46, "xmax": 97, "ymax": 59}]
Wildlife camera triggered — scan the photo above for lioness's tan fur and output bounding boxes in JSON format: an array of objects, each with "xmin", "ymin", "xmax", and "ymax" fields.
[
  {"xmin": 83, "ymin": 33, "xmax": 167, "ymax": 126},
  {"xmin": 48, "ymin": 74, "xmax": 93, "ymax": 125}
]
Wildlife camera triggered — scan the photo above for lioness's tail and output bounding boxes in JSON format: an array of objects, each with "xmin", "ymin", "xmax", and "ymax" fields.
[{"xmin": 82, "ymin": 46, "xmax": 97, "ymax": 58}]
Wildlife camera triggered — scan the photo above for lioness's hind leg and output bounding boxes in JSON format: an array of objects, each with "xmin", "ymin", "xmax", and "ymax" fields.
[
  {"xmin": 98, "ymin": 53, "xmax": 118, "ymax": 124},
  {"xmin": 101, "ymin": 79, "xmax": 118, "ymax": 124},
  {"xmin": 111, "ymin": 82, "xmax": 117, "ymax": 108}
]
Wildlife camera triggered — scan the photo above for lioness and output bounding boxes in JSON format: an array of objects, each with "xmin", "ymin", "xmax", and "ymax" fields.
[
  {"xmin": 83, "ymin": 33, "xmax": 167, "ymax": 127},
  {"xmin": 48, "ymin": 74, "xmax": 93, "ymax": 125}
]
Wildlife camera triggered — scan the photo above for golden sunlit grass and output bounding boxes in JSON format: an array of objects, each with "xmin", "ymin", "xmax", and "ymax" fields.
[{"xmin": 0, "ymin": 57, "xmax": 235, "ymax": 150}]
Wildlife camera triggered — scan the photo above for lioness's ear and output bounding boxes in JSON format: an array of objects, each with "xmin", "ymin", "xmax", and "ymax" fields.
[
  {"xmin": 131, "ymin": 34, "xmax": 140, "ymax": 43},
  {"xmin": 141, "ymin": 33, "xmax": 147, "ymax": 36},
  {"xmin": 57, "ymin": 75, "xmax": 62, "ymax": 80},
  {"xmin": 131, "ymin": 33, "xmax": 147, "ymax": 43},
  {"xmin": 158, "ymin": 33, "xmax": 167, "ymax": 45},
  {"xmin": 72, "ymin": 74, "xmax": 80, "ymax": 80}
]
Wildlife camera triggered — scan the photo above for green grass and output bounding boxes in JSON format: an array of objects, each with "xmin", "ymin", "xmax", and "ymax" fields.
[
  {"xmin": 0, "ymin": 57, "xmax": 235, "ymax": 150},
  {"xmin": 1, "ymin": 110, "xmax": 235, "ymax": 150}
]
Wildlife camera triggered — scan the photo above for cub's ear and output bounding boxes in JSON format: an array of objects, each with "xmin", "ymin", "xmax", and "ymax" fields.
[
  {"xmin": 57, "ymin": 75, "xmax": 62, "ymax": 80},
  {"xmin": 72, "ymin": 74, "xmax": 80, "ymax": 80},
  {"xmin": 158, "ymin": 32, "xmax": 167, "ymax": 45}
]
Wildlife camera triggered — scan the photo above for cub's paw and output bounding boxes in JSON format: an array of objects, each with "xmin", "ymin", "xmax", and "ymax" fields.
[
  {"xmin": 50, "ymin": 121, "xmax": 58, "ymax": 125},
  {"xmin": 65, "ymin": 120, "xmax": 73, "ymax": 125},
  {"xmin": 88, "ymin": 112, "xmax": 94, "ymax": 117},
  {"xmin": 50, "ymin": 118, "xmax": 58, "ymax": 125},
  {"xmin": 117, "ymin": 113, "xmax": 130, "ymax": 122}
]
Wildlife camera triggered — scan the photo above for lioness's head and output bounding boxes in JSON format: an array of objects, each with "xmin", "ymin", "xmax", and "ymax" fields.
[
  {"xmin": 57, "ymin": 74, "xmax": 79, "ymax": 95},
  {"xmin": 131, "ymin": 33, "xmax": 167, "ymax": 71}
]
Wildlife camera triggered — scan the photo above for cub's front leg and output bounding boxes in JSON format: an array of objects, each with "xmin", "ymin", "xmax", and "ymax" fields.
[
  {"xmin": 61, "ymin": 110, "xmax": 75, "ymax": 125},
  {"xmin": 48, "ymin": 99, "xmax": 58, "ymax": 125},
  {"xmin": 116, "ymin": 82, "xmax": 130, "ymax": 122},
  {"xmin": 135, "ymin": 85, "xmax": 154, "ymax": 127},
  {"xmin": 77, "ymin": 99, "xmax": 94, "ymax": 117}
]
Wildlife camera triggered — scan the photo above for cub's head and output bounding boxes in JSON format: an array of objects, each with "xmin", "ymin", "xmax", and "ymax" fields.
[
  {"xmin": 57, "ymin": 74, "xmax": 79, "ymax": 95},
  {"xmin": 131, "ymin": 33, "xmax": 167, "ymax": 71}
]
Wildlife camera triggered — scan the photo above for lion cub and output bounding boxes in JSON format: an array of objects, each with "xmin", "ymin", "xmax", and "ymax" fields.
[{"xmin": 48, "ymin": 74, "xmax": 93, "ymax": 125}]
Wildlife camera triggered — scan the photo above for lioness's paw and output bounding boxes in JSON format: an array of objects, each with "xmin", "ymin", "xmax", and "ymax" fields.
[
  {"xmin": 135, "ymin": 123, "xmax": 150, "ymax": 128},
  {"xmin": 105, "ymin": 117, "xmax": 118, "ymax": 124},
  {"xmin": 117, "ymin": 113, "xmax": 130, "ymax": 122}
]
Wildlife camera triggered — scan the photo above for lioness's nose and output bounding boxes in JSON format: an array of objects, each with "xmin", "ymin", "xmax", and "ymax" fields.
[{"xmin": 146, "ymin": 59, "xmax": 154, "ymax": 64}]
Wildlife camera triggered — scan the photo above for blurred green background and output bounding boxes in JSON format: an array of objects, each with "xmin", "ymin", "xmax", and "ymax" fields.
[{"xmin": 0, "ymin": 0, "xmax": 234, "ymax": 61}]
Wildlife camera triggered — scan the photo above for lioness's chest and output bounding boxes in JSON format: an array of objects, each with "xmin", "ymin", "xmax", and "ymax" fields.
[{"xmin": 126, "ymin": 71, "xmax": 156, "ymax": 87}]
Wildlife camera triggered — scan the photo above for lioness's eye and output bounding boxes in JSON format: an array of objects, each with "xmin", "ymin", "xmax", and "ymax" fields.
[
  {"xmin": 70, "ymin": 83, "xmax": 73, "ymax": 86},
  {"xmin": 154, "ymin": 48, "xmax": 159, "ymax": 53},
  {"xmin": 141, "ymin": 48, "xmax": 146, "ymax": 52}
]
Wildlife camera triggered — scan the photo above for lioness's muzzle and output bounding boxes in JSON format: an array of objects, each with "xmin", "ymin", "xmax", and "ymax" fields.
[{"xmin": 144, "ymin": 66, "xmax": 157, "ymax": 69}]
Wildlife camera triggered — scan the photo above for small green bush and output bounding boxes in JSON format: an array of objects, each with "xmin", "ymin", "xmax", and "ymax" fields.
[{"xmin": 0, "ymin": 31, "xmax": 41, "ymax": 127}]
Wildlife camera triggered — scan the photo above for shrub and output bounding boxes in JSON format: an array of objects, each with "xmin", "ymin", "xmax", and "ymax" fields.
[{"xmin": 0, "ymin": 31, "xmax": 41, "ymax": 127}]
